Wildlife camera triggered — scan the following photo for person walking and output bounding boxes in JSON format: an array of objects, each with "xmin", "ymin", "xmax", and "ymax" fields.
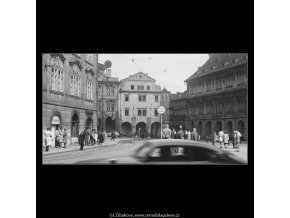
[
  {"xmin": 58, "ymin": 127, "xmax": 63, "ymax": 148},
  {"xmin": 98, "ymin": 130, "xmax": 104, "ymax": 146},
  {"xmin": 78, "ymin": 130, "xmax": 85, "ymax": 150},
  {"xmin": 218, "ymin": 130, "xmax": 224, "ymax": 148},
  {"xmin": 44, "ymin": 128, "xmax": 52, "ymax": 152},
  {"xmin": 62, "ymin": 128, "xmax": 67, "ymax": 148},
  {"xmin": 233, "ymin": 131, "xmax": 241, "ymax": 152},
  {"xmin": 162, "ymin": 124, "xmax": 171, "ymax": 139},
  {"xmin": 111, "ymin": 130, "xmax": 116, "ymax": 141},
  {"xmin": 223, "ymin": 131, "xmax": 229, "ymax": 149},
  {"xmin": 184, "ymin": 131, "xmax": 188, "ymax": 140},
  {"xmin": 187, "ymin": 130, "xmax": 191, "ymax": 141},
  {"xmin": 84, "ymin": 127, "xmax": 90, "ymax": 147},
  {"xmin": 211, "ymin": 132, "xmax": 217, "ymax": 146},
  {"xmin": 178, "ymin": 127, "xmax": 184, "ymax": 139},
  {"xmin": 192, "ymin": 128, "xmax": 198, "ymax": 141},
  {"xmin": 55, "ymin": 126, "xmax": 61, "ymax": 148}
]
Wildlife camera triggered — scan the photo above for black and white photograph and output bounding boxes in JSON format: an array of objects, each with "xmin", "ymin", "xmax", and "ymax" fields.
[{"xmin": 42, "ymin": 53, "xmax": 248, "ymax": 165}]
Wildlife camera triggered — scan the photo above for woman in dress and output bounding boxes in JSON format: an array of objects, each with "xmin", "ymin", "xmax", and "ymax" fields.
[{"xmin": 44, "ymin": 128, "xmax": 52, "ymax": 152}]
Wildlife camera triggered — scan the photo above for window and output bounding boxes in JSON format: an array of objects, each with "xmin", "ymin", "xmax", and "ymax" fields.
[
  {"xmin": 131, "ymin": 85, "xmax": 134, "ymax": 90},
  {"xmin": 237, "ymin": 99, "xmax": 246, "ymax": 112},
  {"xmin": 125, "ymin": 109, "xmax": 129, "ymax": 116},
  {"xmin": 143, "ymin": 109, "xmax": 147, "ymax": 116},
  {"xmin": 107, "ymin": 103, "xmax": 111, "ymax": 111},
  {"xmin": 137, "ymin": 85, "xmax": 144, "ymax": 90},
  {"xmin": 155, "ymin": 95, "xmax": 159, "ymax": 102},
  {"xmin": 225, "ymin": 101, "xmax": 235, "ymax": 113},
  {"xmin": 206, "ymin": 104, "xmax": 213, "ymax": 114},
  {"xmin": 215, "ymin": 78, "xmax": 223, "ymax": 90},
  {"xmin": 154, "ymin": 109, "xmax": 158, "ymax": 116},
  {"xmin": 138, "ymin": 110, "xmax": 142, "ymax": 116},
  {"xmin": 196, "ymin": 83, "xmax": 203, "ymax": 93},
  {"xmin": 50, "ymin": 67, "xmax": 64, "ymax": 92},
  {"xmin": 70, "ymin": 75, "xmax": 81, "ymax": 96},
  {"xmin": 139, "ymin": 95, "xmax": 146, "ymax": 102},
  {"xmin": 147, "ymin": 86, "xmax": 150, "ymax": 90},
  {"xmin": 161, "ymin": 95, "xmax": 164, "ymax": 102},
  {"xmin": 216, "ymin": 103, "xmax": 223, "ymax": 114},
  {"xmin": 189, "ymin": 85, "xmax": 194, "ymax": 95},
  {"xmin": 198, "ymin": 105, "xmax": 204, "ymax": 114},
  {"xmin": 225, "ymin": 75, "xmax": 235, "ymax": 88},
  {"xmin": 98, "ymin": 101, "xmax": 101, "ymax": 111},
  {"xmin": 98, "ymin": 85, "xmax": 102, "ymax": 96},
  {"xmin": 206, "ymin": 81, "xmax": 212, "ymax": 92},
  {"xmin": 86, "ymin": 81, "xmax": 93, "ymax": 100},
  {"xmin": 107, "ymin": 87, "xmax": 115, "ymax": 96},
  {"xmin": 125, "ymin": 95, "xmax": 129, "ymax": 101},
  {"xmin": 237, "ymin": 73, "xmax": 245, "ymax": 85}
]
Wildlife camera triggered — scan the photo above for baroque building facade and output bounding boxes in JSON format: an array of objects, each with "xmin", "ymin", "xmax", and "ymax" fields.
[
  {"xmin": 42, "ymin": 53, "xmax": 106, "ymax": 146},
  {"xmin": 119, "ymin": 72, "xmax": 170, "ymax": 138},
  {"xmin": 170, "ymin": 53, "xmax": 248, "ymax": 141},
  {"xmin": 97, "ymin": 68, "xmax": 120, "ymax": 133}
]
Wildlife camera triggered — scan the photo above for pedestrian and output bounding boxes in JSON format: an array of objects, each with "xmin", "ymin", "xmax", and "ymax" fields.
[
  {"xmin": 187, "ymin": 130, "xmax": 191, "ymax": 141},
  {"xmin": 62, "ymin": 128, "xmax": 67, "ymax": 148},
  {"xmin": 184, "ymin": 130, "xmax": 188, "ymax": 140},
  {"xmin": 93, "ymin": 129, "xmax": 98, "ymax": 145},
  {"xmin": 58, "ymin": 127, "xmax": 63, "ymax": 148},
  {"xmin": 223, "ymin": 131, "xmax": 229, "ymax": 149},
  {"xmin": 171, "ymin": 129, "xmax": 175, "ymax": 139},
  {"xmin": 233, "ymin": 131, "xmax": 241, "ymax": 152},
  {"xmin": 178, "ymin": 128, "xmax": 184, "ymax": 139},
  {"xmin": 163, "ymin": 124, "xmax": 171, "ymax": 139},
  {"xmin": 44, "ymin": 128, "xmax": 52, "ymax": 152},
  {"xmin": 84, "ymin": 127, "xmax": 90, "ymax": 146},
  {"xmin": 111, "ymin": 130, "xmax": 116, "ymax": 141},
  {"xmin": 211, "ymin": 132, "xmax": 217, "ymax": 146},
  {"xmin": 218, "ymin": 130, "xmax": 224, "ymax": 148},
  {"xmin": 78, "ymin": 130, "xmax": 84, "ymax": 150},
  {"xmin": 55, "ymin": 126, "xmax": 61, "ymax": 148},
  {"xmin": 192, "ymin": 128, "xmax": 198, "ymax": 141},
  {"xmin": 98, "ymin": 130, "xmax": 104, "ymax": 146}
]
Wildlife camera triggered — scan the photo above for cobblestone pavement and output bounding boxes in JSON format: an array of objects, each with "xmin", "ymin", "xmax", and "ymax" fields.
[{"xmin": 42, "ymin": 139, "xmax": 247, "ymax": 164}]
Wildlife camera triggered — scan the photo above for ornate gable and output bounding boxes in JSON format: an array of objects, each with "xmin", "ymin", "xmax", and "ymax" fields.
[
  {"xmin": 69, "ymin": 59, "xmax": 83, "ymax": 72},
  {"xmin": 47, "ymin": 54, "xmax": 65, "ymax": 69}
]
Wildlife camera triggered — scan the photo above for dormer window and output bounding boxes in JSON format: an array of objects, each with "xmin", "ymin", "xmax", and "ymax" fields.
[
  {"xmin": 233, "ymin": 58, "xmax": 239, "ymax": 63},
  {"xmin": 224, "ymin": 62, "xmax": 230, "ymax": 66},
  {"xmin": 212, "ymin": 66, "xmax": 217, "ymax": 70}
]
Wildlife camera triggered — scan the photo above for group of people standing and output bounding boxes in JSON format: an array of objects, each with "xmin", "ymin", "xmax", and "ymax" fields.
[
  {"xmin": 78, "ymin": 128, "xmax": 115, "ymax": 150},
  {"xmin": 212, "ymin": 130, "xmax": 241, "ymax": 151},
  {"xmin": 43, "ymin": 126, "xmax": 67, "ymax": 152},
  {"xmin": 162, "ymin": 125, "xmax": 200, "ymax": 141}
]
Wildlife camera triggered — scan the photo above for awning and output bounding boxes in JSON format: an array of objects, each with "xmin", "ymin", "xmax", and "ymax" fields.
[{"xmin": 52, "ymin": 116, "xmax": 60, "ymax": 125}]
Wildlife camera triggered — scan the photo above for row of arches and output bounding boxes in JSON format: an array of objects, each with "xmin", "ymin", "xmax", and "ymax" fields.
[
  {"xmin": 71, "ymin": 113, "xmax": 116, "ymax": 138},
  {"xmin": 121, "ymin": 122, "xmax": 161, "ymax": 138}
]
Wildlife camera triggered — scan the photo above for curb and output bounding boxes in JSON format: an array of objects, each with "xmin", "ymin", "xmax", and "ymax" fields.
[{"xmin": 42, "ymin": 139, "xmax": 134, "ymax": 156}]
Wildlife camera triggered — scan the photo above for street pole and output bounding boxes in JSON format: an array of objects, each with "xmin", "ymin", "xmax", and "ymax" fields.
[
  {"xmin": 96, "ymin": 53, "xmax": 98, "ymax": 133},
  {"xmin": 160, "ymin": 113, "xmax": 162, "ymax": 139}
]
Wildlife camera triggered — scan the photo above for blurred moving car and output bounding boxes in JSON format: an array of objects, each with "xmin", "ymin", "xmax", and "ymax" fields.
[{"xmin": 75, "ymin": 139, "xmax": 246, "ymax": 165}]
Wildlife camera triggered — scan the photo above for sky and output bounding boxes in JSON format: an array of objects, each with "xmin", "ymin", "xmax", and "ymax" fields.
[{"xmin": 98, "ymin": 54, "xmax": 209, "ymax": 93}]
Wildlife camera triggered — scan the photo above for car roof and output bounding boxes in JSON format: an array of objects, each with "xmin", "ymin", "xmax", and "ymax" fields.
[{"xmin": 141, "ymin": 139, "xmax": 221, "ymax": 151}]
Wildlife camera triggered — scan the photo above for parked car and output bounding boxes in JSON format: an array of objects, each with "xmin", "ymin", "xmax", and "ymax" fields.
[{"xmin": 74, "ymin": 139, "xmax": 246, "ymax": 165}]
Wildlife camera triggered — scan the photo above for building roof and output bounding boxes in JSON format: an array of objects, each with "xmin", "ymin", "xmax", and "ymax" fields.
[
  {"xmin": 185, "ymin": 53, "xmax": 248, "ymax": 82},
  {"xmin": 170, "ymin": 91, "xmax": 187, "ymax": 101},
  {"xmin": 121, "ymin": 72, "xmax": 156, "ymax": 82}
]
